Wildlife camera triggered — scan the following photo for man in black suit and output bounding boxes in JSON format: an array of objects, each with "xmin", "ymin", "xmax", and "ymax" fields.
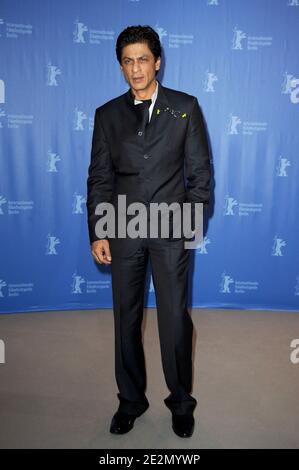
[{"xmin": 86, "ymin": 25, "xmax": 211, "ymax": 438}]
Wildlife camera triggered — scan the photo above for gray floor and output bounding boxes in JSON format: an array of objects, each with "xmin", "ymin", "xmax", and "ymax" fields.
[{"xmin": 0, "ymin": 307, "xmax": 298, "ymax": 449}]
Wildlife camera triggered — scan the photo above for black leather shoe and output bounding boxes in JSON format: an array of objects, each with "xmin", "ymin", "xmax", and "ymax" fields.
[
  {"xmin": 109, "ymin": 411, "xmax": 137, "ymax": 434},
  {"xmin": 172, "ymin": 414, "xmax": 195, "ymax": 438}
]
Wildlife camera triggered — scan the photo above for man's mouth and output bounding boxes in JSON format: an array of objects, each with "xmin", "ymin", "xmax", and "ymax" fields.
[{"xmin": 132, "ymin": 77, "xmax": 144, "ymax": 82}]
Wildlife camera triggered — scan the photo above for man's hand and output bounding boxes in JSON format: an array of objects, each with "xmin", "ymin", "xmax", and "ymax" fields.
[{"xmin": 91, "ymin": 240, "xmax": 112, "ymax": 265}]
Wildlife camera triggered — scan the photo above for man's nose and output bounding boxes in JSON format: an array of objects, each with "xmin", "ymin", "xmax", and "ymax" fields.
[{"xmin": 132, "ymin": 60, "xmax": 141, "ymax": 73}]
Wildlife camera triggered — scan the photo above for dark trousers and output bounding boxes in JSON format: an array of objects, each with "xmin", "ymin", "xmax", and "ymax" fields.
[{"xmin": 111, "ymin": 237, "xmax": 197, "ymax": 416}]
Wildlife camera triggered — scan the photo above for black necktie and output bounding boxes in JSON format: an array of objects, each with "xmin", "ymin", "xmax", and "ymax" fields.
[
  {"xmin": 140, "ymin": 98, "xmax": 152, "ymax": 107},
  {"xmin": 138, "ymin": 98, "xmax": 152, "ymax": 130}
]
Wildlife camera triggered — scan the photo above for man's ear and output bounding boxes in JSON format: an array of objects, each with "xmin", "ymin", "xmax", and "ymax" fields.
[{"xmin": 155, "ymin": 56, "xmax": 161, "ymax": 72}]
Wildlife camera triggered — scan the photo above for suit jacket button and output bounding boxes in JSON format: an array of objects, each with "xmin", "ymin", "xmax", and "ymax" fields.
[
  {"xmin": 138, "ymin": 131, "xmax": 143, "ymax": 136},
  {"xmin": 144, "ymin": 154, "xmax": 150, "ymax": 159}
]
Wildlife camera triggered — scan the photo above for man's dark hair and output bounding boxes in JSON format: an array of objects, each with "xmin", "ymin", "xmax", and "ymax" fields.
[{"xmin": 116, "ymin": 25, "xmax": 162, "ymax": 74}]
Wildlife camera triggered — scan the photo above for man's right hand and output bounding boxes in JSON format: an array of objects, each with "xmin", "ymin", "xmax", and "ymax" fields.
[{"xmin": 91, "ymin": 240, "xmax": 112, "ymax": 265}]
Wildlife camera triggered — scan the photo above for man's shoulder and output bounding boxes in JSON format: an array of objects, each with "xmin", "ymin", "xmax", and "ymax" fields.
[
  {"xmin": 162, "ymin": 84, "xmax": 197, "ymax": 106},
  {"xmin": 95, "ymin": 92, "xmax": 127, "ymax": 115}
]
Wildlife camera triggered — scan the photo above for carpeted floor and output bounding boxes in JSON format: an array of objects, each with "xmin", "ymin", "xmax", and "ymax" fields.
[{"xmin": 0, "ymin": 307, "xmax": 298, "ymax": 449}]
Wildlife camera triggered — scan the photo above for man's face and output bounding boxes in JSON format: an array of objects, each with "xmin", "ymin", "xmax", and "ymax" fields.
[{"xmin": 120, "ymin": 42, "xmax": 161, "ymax": 93}]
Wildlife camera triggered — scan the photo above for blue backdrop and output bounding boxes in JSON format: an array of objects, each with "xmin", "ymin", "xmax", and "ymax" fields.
[{"xmin": 1, "ymin": 0, "xmax": 299, "ymax": 314}]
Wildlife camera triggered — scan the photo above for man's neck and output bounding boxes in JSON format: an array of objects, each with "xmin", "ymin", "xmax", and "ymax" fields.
[{"xmin": 131, "ymin": 79, "xmax": 157, "ymax": 101}]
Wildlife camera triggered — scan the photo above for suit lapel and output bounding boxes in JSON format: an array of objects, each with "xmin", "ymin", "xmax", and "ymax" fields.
[
  {"xmin": 147, "ymin": 80, "xmax": 183, "ymax": 146},
  {"xmin": 147, "ymin": 80, "xmax": 170, "ymax": 132}
]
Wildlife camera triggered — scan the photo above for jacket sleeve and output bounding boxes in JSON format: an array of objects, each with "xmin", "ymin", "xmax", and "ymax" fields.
[
  {"xmin": 184, "ymin": 97, "xmax": 211, "ymax": 228},
  {"xmin": 86, "ymin": 108, "xmax": 114, "ymax": 244}
]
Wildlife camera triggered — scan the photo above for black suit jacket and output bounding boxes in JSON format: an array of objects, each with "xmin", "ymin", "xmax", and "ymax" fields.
[{"xmin": 86, "ymin": 79, "xmax": 211, "ymax": 257}]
